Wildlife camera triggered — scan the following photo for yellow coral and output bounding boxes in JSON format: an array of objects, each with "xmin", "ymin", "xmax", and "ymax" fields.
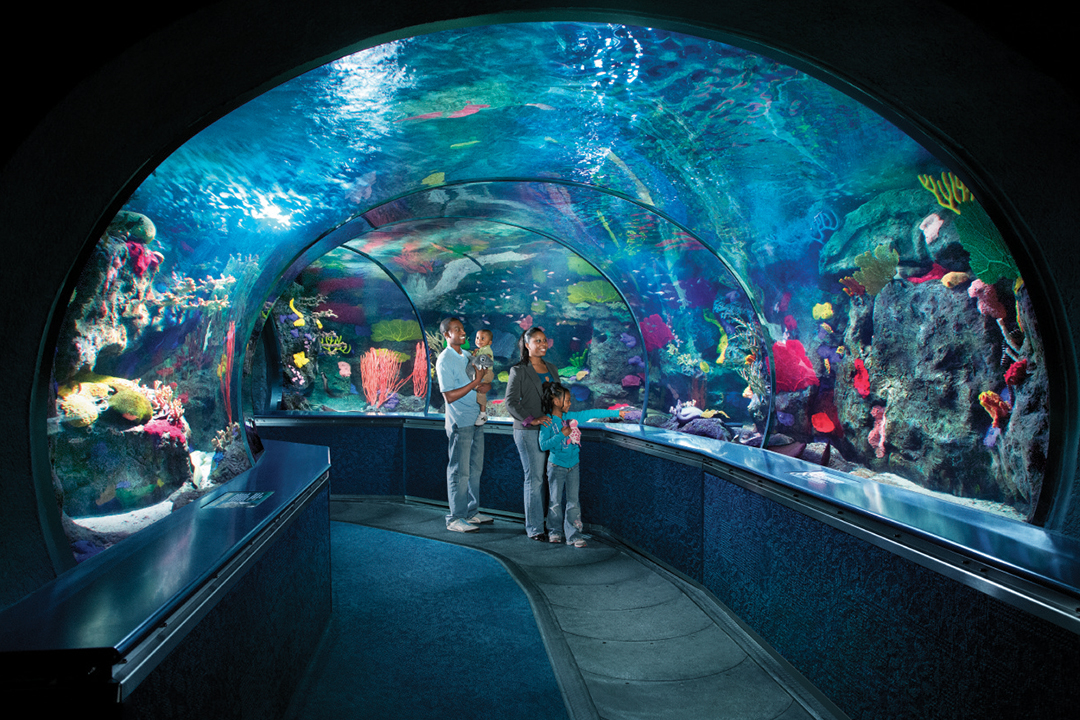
[
  {"xmin": 941, "ymin": 271, "xmax": 971, "ymax": 288},
  {"xmin": 812, "ymin": 302, "xmax": 834, "ymax": 320},
  {"xmin": 59, "ymin": 393, "xmax": 102, "ymax": 428},
  {"xmin": 290, "ymin": 298, "xmax": 305, "ymax": 327},
  {"xmin": 293, "ymin": 351, "xmax": 310, "ymax": 368},
  {"xmin": 918, "ymin": 172, "xmax": 972, "ymax": 215}
]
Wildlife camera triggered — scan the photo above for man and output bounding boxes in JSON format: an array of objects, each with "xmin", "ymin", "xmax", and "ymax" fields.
[{"xmin": 434, "ymin": 317, "xmax": 494, "ymax": 532}]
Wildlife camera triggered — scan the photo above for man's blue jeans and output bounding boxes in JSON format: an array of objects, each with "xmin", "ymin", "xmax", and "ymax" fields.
[{"xmin": 446, "ymin": 422, "xmax": 484, "ymax": 524}]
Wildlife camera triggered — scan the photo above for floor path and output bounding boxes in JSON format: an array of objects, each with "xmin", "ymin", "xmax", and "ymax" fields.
[{"xmin": 330, "ymin": 497, "xmax": 847, "ymax": 720}]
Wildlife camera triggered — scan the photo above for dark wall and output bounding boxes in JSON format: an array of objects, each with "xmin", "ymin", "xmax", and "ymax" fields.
[
  {"xmin": 123, "ymin": 483, "xmax": 332, "ymax": 719},
  {"xmin": 3, "ymin": 0, "xmax": 1078, "ymax": 612}
]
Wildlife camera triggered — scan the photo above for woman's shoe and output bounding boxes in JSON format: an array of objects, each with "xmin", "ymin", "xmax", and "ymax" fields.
[
  {"xmin": 528, "ymin": 533, "xmax": 548, "ymax": 542},
  {"xmin": 548, "ymin": 534, "xmax": 564, "ymax": 544}
]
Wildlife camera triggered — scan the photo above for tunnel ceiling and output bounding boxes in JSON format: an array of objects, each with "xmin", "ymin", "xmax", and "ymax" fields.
[{"xmin": 50, "ymin": 20, "xmax": 1049, "ymax": 560}]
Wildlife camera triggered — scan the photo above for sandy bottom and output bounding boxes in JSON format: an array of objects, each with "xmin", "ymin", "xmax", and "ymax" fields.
[{"xmin": 73, "ymin": 500, "xmax": 174, "ymax": 535}]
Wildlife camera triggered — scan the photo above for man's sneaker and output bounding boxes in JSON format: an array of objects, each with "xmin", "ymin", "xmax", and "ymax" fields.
[
  {"xmin": 447, "ymin": 518, "xmax": 479, "ymax": 533},
  {"xmin": 466, "ymin": 513, "xmax": 494, "ymax": 524},
  {"xmin": 474, "ymin": 412, "xmax": 488, "ymax": 426}
]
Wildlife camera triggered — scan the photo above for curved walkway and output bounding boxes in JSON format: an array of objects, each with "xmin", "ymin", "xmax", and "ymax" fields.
[{"xmin": 330, "ymin": 497, "xmax": 846, "ymax": 720}]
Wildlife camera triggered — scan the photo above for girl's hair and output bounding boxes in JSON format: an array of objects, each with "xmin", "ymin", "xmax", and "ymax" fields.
[
  {"xmin": 541, "ymin": 381, "xmax": 570, "ymax": 414},
  {"xmin": 516, "ymin": 326, "xmax": 546, "ymax": 366}
]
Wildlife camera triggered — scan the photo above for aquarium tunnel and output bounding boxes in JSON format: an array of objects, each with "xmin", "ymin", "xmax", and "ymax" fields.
[{"xmin": 3, "ymin": 3, "xmax": 1080, "ymax": 719}]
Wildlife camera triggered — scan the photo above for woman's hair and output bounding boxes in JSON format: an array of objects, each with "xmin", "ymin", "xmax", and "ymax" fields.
[
  {"xmin": 541, "ymin": 381, "xmax": 570, "ymax": 415},
  {"xmin": 516, "ymin": 326, "xmax": 546, "ymax": 366}
]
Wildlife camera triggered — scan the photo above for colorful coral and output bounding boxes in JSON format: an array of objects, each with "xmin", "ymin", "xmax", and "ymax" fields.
[
  {"xmin": 852, "ymin": 244, "xmax": 899, "ymax": 296},
  {"xmin": 909, "ymin": 263, "xmax": 949, "ymax": 284},
  {"xmin": 979, "ymin": 390, "xmax": 1011, "ymax": 429},
  {"xmin": 852, "ymin": 358, "xmax": 870, "ymax": 398},
  {"xmin": 919, "ymin": 213, "xmax": 944, "ymax": 243},
  {"xmin": 811, "ymin": 412, "xmax": 835, "ymax": 434},
  {"xmin": 968, "ymin": 279, "xmax": 1006, "ymax": 319},
  {"xmin": 812, "ymin": 302, "xmax": 833, "ymax": 320},
  {"xmin": 918, "ymin": 172, "xmax": 972, "ymax": 215},
  {"xmin": 411, "ymin": 341, "xmax": 429, "ymax": 397},
  {"xmin": 772, "ymin": 339, "xmax": 819, "ymax": 393},
  {"xmin": 868, "ymin": 405, "xmax": 888, "ymax": 458},
  {"xmin": 567, "ymin": 280, "xmax": 621, "ymax": 304},
  {"xmin": 372, "ymin": 319, "xmax": 423, "ymax": 342},
  {"xmin": 941, "ymin": 271, "xmax": 971, "ymax": 288},
  {"xmin": 1004, "ymin": 358, "xmax": 1029, "ymax": 386},
  {"xmin": 360, "ymin": 347, "xmax": 409, "ymax": 409},
  {"xmin": 639, "ymin": 314, "xmax": 674, "ymax": 352},
  {"xmin": 319, "ymin": 331, "xmax": 352, "ymax": 355}
]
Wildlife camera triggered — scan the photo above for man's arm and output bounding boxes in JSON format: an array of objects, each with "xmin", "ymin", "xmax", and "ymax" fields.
[{"xmin": 441, "ymin": 375, "xmax": 485, "ymax": 404}]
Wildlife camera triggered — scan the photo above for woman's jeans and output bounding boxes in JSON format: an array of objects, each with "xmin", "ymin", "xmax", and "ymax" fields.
[
  {"xmin": 546, "ymin": 463, "xmax": 583, "ymax": 542},
  {"xmin": 513, "ymin": 427, "xmax": 546, "ymax": 537}
]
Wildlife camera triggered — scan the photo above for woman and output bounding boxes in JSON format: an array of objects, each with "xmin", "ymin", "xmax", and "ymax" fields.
[{"xmin": 504, "ymin": 326, "xmax": 559, "ymax": 541}]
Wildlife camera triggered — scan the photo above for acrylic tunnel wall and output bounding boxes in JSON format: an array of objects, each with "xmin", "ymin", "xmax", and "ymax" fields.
[{"xmin": 43, "ymin": 21, "xmax": 1058, "ymax": 573}]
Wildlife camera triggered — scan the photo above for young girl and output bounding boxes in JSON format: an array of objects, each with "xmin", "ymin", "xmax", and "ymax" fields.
[{"xmin": 538, "ymin": 381, "xmax": 623, "ymax": 547}]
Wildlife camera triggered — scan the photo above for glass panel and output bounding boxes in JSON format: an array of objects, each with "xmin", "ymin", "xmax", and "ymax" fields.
[{"xmin": 47, "ymin": 21, "xmax": 1050, "ymax": 566}]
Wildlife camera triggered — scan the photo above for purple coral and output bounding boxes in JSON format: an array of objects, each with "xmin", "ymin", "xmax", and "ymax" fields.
[
  {"xmin": 619, "ymin": 332, "xmax": 637, "ymax": 348},
  {"xmin": 627, "ymin": 355, "xmax": 646, "ymax": 370}
]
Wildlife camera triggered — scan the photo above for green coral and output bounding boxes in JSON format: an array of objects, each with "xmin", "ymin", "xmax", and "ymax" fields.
[
  {"xmin": 954, "ymin": 203, "xmax": 1020, "ymax": 284},
  {"xmin": 568, "ymin": 256, "xmax": 601, "ymax": 276},
  {"xmin": 852, "ymin": 243, "xmax": 899, "ymax": 296},
  {"xmin": 108, "ymin": 388, "xmax": 153, "ymax": 423},
  {"xmin": 567, "ymin": 280, "xmax": 621, "ymax": 304},
  {"xmin": 371, "ymin": 319, "xmax": 422, "ymax": 342}
]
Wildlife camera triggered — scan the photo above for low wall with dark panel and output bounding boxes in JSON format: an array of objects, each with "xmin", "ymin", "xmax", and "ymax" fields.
[
  {"xmin": 257, "ymin": 419, "xmax": 1080, "ymax": 720},
  {"xmin": 124, "ymin": 483, "xmax": 332, "ymax": 719}
]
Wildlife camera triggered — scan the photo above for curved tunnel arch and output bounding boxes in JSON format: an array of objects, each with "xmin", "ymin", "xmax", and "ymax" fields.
[
  {"xmin": 254, "ymin": 178, "xmax": 771, "ymax": 426},
  {"xmin": 35, "ymin": 16, "xmax": 1071, "ymax": 569}
]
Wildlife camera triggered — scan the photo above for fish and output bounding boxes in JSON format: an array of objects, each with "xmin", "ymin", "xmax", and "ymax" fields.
[
  {"xmin": 397, "ymin": 111, "xmax": 444, "ymax": 122},
  {"xmin": 447, "ymin": 103, "xmax": 489, "ymax": 118},
  {"xmin": 451, "ymin": 140, "xmax": 481, "ymax": 148}
]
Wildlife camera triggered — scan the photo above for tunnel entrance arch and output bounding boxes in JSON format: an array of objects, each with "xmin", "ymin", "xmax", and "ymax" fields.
[{"xmin": 39, "ymin": 19, "xmax": 1056, "ymax": 570}]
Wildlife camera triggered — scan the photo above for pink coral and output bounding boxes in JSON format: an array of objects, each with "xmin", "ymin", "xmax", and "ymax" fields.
[
  {"xmin": 144, "ymin": 418, "xmax": 187, "ymax": 446},
  {"xmin": 852, "ymin": 358, "xmax": 870, "ymax": 397},
  {"xmin": 621, "ymin": 374, "xmax": 642, "ymax": 388},
  {"xmin": 919, "ymin": 213, "xmax": 944, "ymax": 243},
  {"xmin": 772, "ymin": 340, "xmax": 819, "ymax": 393},
  {"xmin": 868, "ymin": 405, "xmax": 887, "ymax": 458},
  {"xmin": 337, "ymin": 361, "xmax": 352, "ymax": 378},
  {"xmin": 783, "ymin": 315, "xmax": 798, "ymax": 331},
  {"xmin": 968, "ymin": 279, "xmax": 1006, "ymax": 319},
  {"xmin": 639, "ymin": 314, "xmax": 675, "ymax": 352}
]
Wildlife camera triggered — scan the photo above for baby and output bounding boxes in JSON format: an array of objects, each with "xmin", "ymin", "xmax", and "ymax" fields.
[{"xmin": 470, "ymin": 329, "xmax": 496, "ymax": 425}]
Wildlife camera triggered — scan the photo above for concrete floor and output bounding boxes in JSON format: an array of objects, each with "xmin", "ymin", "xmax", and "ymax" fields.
[{"xmin": 330, "ymin": 497, "xmax": 847, "ymax": 720}]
